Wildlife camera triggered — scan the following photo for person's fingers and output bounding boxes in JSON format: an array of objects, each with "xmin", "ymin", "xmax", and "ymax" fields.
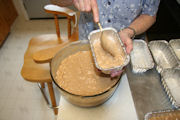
[
  {"xmin": 84, "ymin": 0, "xmax": 91, "ymax": 12},
  {"xmin": 120, "ymin": 36, "xmax": 126, "ymax": 45},
  {"xmin": 73, "ymin": 0, "xmax": 80, "ymax": 10},
  {"xmin": 78, "ymin": 0, "xmax": 85, "ymax": 11},
  {"xmin": 124, "ymin": 38, "xmax": 133, "ymax": 54},
  {"xmin": 90, "ymin": 0, "xmax": 99, "ymax": 22},
  {"xmin": 126, "ymin": 42, "xmax": 133, "ymax": 54},
  {"xmin": 110, "ymin": 70, "xmax": 123, "ymax": 78}
]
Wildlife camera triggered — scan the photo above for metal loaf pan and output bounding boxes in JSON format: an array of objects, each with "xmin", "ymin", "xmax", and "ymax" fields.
[
  {"xmin": 161, "ymin": 68, "xmax": 180, "ymax": 108},
  {"xmin": 88, "ymin": 27, "xmax": 130, "ymax": 74},
  {"xmin": 169, "ymin": 39, "xmax": 180, "ymax": 65},
  {"xmin": 144, "ymin": 109, "xmax": 180, "ymax": 120},
  {"xmin": 149, "ymin": 40, "xmax": 179, "ymax": 73},
  {"xmin": 130, "ymin": 40, "xmax": 154, "ymax": 73}
]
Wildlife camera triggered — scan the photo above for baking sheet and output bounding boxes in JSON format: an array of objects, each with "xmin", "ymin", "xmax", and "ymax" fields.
[
  {"xmin": 149, "ymin": 40, "xmax": 179, "ymax": 73},
  {"xmin": 161, "ymin": 68, "xmax": 180, "ymax": 108},
  {"xmin": 130, "ymin": 40, "xmax": 154, "ymax": 73}
]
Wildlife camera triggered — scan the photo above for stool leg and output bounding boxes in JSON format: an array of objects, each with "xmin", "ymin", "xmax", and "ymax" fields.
[
  {"xmin": 54, "ymin": 14, "xmax": 61, "ymax": 42},
  {"xmin": 38, "ymin": 83, "xmax": 49, "ymax": 105},
  {"xmin": 40, "ymin": 83, "xmax": 45, "ymax": 88},
  {"xmin": 67, "ymin": 17, "xmax": 71, "ymax": 39},
  {"xmin": 47, "ymin": 82, "xmax": 58, "ymax": 115}
]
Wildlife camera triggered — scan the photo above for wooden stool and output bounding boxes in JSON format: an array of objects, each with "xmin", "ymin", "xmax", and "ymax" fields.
[{"xmin": 21, "ymin": 5, "xmax": 79, "ymax": 115}]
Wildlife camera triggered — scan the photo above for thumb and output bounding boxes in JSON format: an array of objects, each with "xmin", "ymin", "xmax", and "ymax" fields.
[{"xmin": 91, "ymin": 0, "xmax": 99, "ymax": 22}]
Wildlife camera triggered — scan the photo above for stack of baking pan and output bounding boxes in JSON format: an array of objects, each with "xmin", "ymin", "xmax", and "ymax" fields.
[
  {"xmin": 148, "ymin": 40, "xmax": 179, "ymax": 73},
  {"xmin": 148, "ymin": 39, "xmax": 180, "ymax": 109},
  {"xmin": 130, "ymin": 40, "xmax": 154, "ymax": 73},
  {"xmin": 161, "ymin": 68, "xmax": 180, "ymax": 108}
]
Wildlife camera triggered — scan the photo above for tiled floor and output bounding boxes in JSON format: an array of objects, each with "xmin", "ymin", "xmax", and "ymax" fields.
[{"xmin": 0, "ymin": 16, "xmax": 68, "ymax": 120}]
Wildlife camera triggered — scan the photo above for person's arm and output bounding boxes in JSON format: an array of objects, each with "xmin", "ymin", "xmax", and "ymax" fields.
[
  {"xmin": 119, "ymin": 14, "xmax": 156, "ymax": 54},
  {"xmin": 50, "ymin": 0, "xmax": 73, "ymax": 7},
  {"xmin": 119, "ymin": 0, "xmax": 160, "ymax": 54},
  {"xmin": 124, "ymin": 14, "xmax": 156, "ymax": 37},
  {"xmin": 111, "ymin": 14, "xmax": 156, "ymax": 77}
]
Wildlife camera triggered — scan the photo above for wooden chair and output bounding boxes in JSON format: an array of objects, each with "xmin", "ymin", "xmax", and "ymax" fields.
[{"xmin": 21, "ymin": 4, "xmax": 79, "ymax": 115}]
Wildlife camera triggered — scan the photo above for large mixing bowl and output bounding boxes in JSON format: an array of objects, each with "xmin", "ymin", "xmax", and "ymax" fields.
[{"xmin": 50, "ymin": 40, "xmax": 120, "ymax": 107}]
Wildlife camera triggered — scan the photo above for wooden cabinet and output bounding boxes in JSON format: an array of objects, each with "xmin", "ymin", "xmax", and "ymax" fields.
[
  {"xmin": 0, "ymin": 15, "xmax": 10, "ymax": 45},
  {"xmin": 0, "ymin": 0, "xmax": 17, "ymax": 46}
]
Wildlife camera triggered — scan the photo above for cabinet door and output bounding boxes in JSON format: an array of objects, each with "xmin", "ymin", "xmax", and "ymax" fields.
[
  {"xmin": 0, "ymin": 15, "xmax": 10, "ymax": 45},
  {"xmin": 1, "ymin": 0, "xmax": 18, "ymax": 26},
  {"xmin": 0, "ymin": 0, "xmax": 17, "ymax": 46}
]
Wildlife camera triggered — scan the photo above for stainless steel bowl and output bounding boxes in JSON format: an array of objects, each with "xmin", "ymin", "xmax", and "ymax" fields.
[{"xmin": 50, "ymin": 40, "xmax": 120, "ymax": 107}]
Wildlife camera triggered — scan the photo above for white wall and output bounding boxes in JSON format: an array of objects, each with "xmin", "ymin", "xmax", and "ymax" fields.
[{"xmin": 12, "ymin": 0, "xmax": 29, "ymax": 20}]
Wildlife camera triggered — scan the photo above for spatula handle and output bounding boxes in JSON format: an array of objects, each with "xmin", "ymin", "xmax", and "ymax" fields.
[{"xmin": 97, "ymin": 22, "xmax": 103, "ymax": 31}]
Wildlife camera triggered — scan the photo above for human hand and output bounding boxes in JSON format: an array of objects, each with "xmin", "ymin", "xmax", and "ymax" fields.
[
  {"xmin": 119, "ymin": 28, "xmax": 134, "ymax": 54},
  {"xmin": 110, "ymin": 28, "xmax": 135, "ymax": 78},
  {"xmin": 110, "ymin": 69, "xmax": 124, "ymax": 78},
  {"xmin": 72, "ymin": 0, "xmax": 99, "ymax": 22}
]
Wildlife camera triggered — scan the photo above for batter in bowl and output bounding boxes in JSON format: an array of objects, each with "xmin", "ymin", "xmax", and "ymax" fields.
[{"xmin": 56, "ymin": 51, "xmax": 119, "ymax": 96}]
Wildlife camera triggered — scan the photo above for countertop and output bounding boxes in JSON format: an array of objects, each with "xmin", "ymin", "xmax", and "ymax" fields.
[
  {"xmin": 126, "ymin": 64, "xmax": 172, "ymax": 120},
  {"xmin": 57, "ymin": 74, "xmax": 138, "ymax": 120}
]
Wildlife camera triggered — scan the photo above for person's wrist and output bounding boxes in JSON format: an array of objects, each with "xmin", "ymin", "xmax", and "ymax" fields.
[{"xmin": 121, "ymin": 27, "xmax": 136, "ymax": 39}]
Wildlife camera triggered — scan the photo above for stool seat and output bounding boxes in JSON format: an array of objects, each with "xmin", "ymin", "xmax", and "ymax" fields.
[{"xmin": 21, "ymin": 34, "xmax": 61, "ymax": 82}]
